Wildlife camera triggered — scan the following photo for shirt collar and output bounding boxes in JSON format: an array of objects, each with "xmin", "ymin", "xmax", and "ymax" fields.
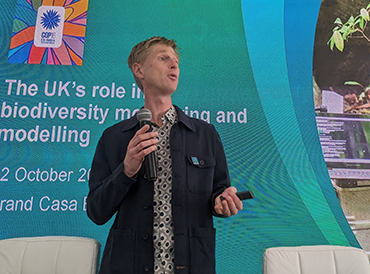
[
  {"xmin": 122, "ymin": 105, "xmax": 196, "ymax": 132},
  {"xmin": 150, "ymin": 106, "xmax": 177, "ymax": 129},
  {"xmin": 163, "ymin": 105, "xmax": 177, "ymax": 125}
]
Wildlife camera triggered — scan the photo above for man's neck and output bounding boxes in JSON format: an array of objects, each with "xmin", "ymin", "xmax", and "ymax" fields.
[{"xmin": 144, "ymin": 96, "xmax": 173, "ymax": 126}]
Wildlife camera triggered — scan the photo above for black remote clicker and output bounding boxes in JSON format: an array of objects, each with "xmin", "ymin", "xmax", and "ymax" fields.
[
  {"xmin": 236, "ymin": 190, "xmax": 254, "ymax": 200},
  {"xmin": 220, "ymin": 190, "xmax": 254, "ymax": 201}
]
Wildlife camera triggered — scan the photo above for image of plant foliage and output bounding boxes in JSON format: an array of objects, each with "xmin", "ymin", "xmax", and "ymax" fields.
[{"xmin": 328, "ymin": 4, "xmax": 370, "ymax": 52}]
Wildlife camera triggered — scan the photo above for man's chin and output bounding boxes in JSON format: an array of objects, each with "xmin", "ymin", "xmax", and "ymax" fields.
[{"xmin": 165, "ymin": 85, "xmax": 178, "ymax": 95}]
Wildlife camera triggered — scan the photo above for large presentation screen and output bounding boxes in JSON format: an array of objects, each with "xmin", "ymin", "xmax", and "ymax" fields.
[
  {"xmin": 0, "ymin": 0, "xmax": 361, "ymax": 273},
  {"xmin": 314, "ymin": 0, "xmax": 370, "ymax": 254}
]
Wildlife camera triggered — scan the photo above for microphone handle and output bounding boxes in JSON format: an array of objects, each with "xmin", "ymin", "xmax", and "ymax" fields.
[
  {"xmin": 139, "ymin": 120, "xmax": 157, "ymax": 181},
  {"xmin": 145, "ymin": 151, "xmax": 157, "ymax": 181}
]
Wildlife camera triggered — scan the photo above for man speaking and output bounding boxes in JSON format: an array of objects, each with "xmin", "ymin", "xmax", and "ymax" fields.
[{"xmin": 86, "ymin": 36, "xmax": 242, "ymax": 274}]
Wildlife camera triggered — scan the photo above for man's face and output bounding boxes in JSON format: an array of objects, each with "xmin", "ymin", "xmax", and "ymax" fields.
[{"xmin": 138, "ymin": 43, "xmax": 180, "ymax": 96}]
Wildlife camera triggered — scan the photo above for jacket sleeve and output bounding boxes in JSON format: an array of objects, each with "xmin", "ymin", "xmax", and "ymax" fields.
[
  {"xmin": 210, "ymin": 126, "xmax": 231, "ymax": 217},
  {"xmin": 86, "ymin": 131, "xmax": 136, "ymax": 225}
]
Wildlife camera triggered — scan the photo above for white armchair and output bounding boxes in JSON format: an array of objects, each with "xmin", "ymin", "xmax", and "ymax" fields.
[
  {"xmin": 263, "ymin": 245, "xmax": 370, "ymax": 274},
  {"xmin": 0, "ymin": 236, "xmax": 101, "ymax": 274}
]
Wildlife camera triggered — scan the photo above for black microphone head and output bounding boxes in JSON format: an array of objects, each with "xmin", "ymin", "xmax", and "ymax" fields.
[{"xmin": 137, "ymin": 108, "xmax": 152, "ymax": 122}]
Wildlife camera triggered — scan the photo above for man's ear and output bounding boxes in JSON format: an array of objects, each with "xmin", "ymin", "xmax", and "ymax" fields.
[{"xmin": 132, "ymin": 63, "xmax": 144, "ymax": 79}]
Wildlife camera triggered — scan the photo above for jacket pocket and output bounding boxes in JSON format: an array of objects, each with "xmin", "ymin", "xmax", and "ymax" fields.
[
  {"xmin": 188, "ymin": 227, "xmax": 216, "ymax": 274},
  {"xmin": 187, "ymin": 155, "xmax": 215, "ymax": 194},
  {"xmin": 99, "ymin": 229, "xmax": 136, "ymax": 274}
]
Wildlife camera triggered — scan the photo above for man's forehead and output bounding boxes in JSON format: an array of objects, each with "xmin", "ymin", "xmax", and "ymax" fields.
[
  {"xmin": 150, "ymin": 44, "xmax": 173, "ymax": 53},
  {"xmin": 149, "ymin": 44, "xmax": 178, "ymax": 58}
]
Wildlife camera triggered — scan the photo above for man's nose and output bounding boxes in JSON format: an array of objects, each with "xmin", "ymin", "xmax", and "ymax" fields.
[{"xmin": 169, "ymin": 58, "xmax": 178, "ymax": 69}]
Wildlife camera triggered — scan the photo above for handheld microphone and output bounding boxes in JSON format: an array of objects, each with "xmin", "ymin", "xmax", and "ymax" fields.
[{"xmin": 136, "ymin": 108, "xmax": 157, "ymax": 181}]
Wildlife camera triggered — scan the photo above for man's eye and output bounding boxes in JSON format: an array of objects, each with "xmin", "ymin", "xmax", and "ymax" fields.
[{"xmin": 159, "ymin": 56, "xmax": 168, "ymax": 61}]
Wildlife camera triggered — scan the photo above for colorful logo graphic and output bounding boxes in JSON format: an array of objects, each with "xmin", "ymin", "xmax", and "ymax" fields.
[
  {"xmin": 191, "ymin": 157, "xmax": 200, "ymax": 165},
  {"xmin": 8, "ymin": 0, "xmax": 89, "ymax": 66},
  {"xmin": 34, "ymin": 6, "xmax": 65, "ymax": 48},
  {"xmin": 41, "ymin": 10, "xmax": 61, "ymax": 29}
]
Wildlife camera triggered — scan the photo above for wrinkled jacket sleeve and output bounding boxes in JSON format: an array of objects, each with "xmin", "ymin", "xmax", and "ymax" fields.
[
  {"xmin": 211, "ymin": 127, "xmax": 231, "ymax": 217},
  {"xmin": 86, "ymin": 130, "xmax": 136, "ymax": 225}
]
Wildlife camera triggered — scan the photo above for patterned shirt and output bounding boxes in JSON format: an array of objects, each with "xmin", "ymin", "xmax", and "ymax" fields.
[{"xmin": 152, "ymin": 106, "xmax": 177, "ymax": 274}]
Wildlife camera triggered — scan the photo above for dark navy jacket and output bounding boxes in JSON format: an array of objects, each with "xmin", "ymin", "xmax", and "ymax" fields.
[{"xmin": 87, "ymin": 105, "xmax": 230, "ymax": 274}]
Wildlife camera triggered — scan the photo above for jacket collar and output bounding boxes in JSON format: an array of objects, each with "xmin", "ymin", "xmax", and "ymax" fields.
[
  {"xmin": 174, "ymin": 105, "xmax": 195, "ymax": 132},
  {"xmin": 121, "ymin": 105, "xmax": 195, "ymax": 132}
]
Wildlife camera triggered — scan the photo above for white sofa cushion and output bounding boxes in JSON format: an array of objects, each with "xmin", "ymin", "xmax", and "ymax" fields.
[
  {"xmin": 263, "ymin": 245, "xmax": 370, "ymax": 274},
  {"xmin": 0, "ymin": 236, "xmax": 100, "ymax": 274}
]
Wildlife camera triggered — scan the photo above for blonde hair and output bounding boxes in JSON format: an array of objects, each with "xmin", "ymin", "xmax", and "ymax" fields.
[{"xmin": 127, "ymin": 36, "xmax": 180, "ymax": 90}]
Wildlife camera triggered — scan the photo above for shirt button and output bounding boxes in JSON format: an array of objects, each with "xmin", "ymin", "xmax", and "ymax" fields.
[
  {"xmin": 144, "ymin": 266, "xmax": 150, "ymax": 272},
  {"xmin": 200, "ymin": 160, "xmax": 205, "ymax": 165},
  {"xmin": 143, "ymin": 204, "xmax": 149, "ymax": 210},
  {"xmin": 142, "ymin": 234, "xmax": 149, "ymax": 240}
]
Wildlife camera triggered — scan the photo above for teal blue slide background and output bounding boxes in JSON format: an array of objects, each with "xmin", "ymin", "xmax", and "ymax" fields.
[{"xmin": 0, "ymin": 0, "xmax": 359, "ymax": 273}]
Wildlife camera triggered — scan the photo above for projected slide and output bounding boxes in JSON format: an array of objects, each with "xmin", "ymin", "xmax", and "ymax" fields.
[
  {"xmin": 314, "ymin": 0, "xmax": 370, "ymax": 254},
  {"xmin": 0, "ymin": 0, "xmax": 360, "ymax": 273}
]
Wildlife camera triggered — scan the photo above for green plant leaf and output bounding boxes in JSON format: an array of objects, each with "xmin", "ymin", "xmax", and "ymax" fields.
[
  {"xmin": 345, "ymin": 81, "xmax": 363, "ymax": 87},
  {"xmin": 342, "ymin": 29, "xmax": 352, "ymax": 40},
  {"xmin": 334, "ymin": 17, "xmax": 343, "ymax": 24},
  {"xmin": 360, "ymin": 17, "xmax": 364, "ymax": 29},
  {"xmin": 333, "ymin": 30, "xmax": 344, "ymax": 51},
  {"xmin": 348, "ymin": 15, "xmax": 355, "ymax": 24},
  {"xmin": 339, "ymin": 25, "xmax": 348, "ymax": 33},
  {"xmin": 340, "ymin": 25, "xmax": 351, "ymax": 37},
  {"xmin": 329, "ymin": 36, "xmax": 335, "ymax": 51},
  {"xmin": 361, "ymin": 8, "xmax": 370, "ymax": 21}
]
